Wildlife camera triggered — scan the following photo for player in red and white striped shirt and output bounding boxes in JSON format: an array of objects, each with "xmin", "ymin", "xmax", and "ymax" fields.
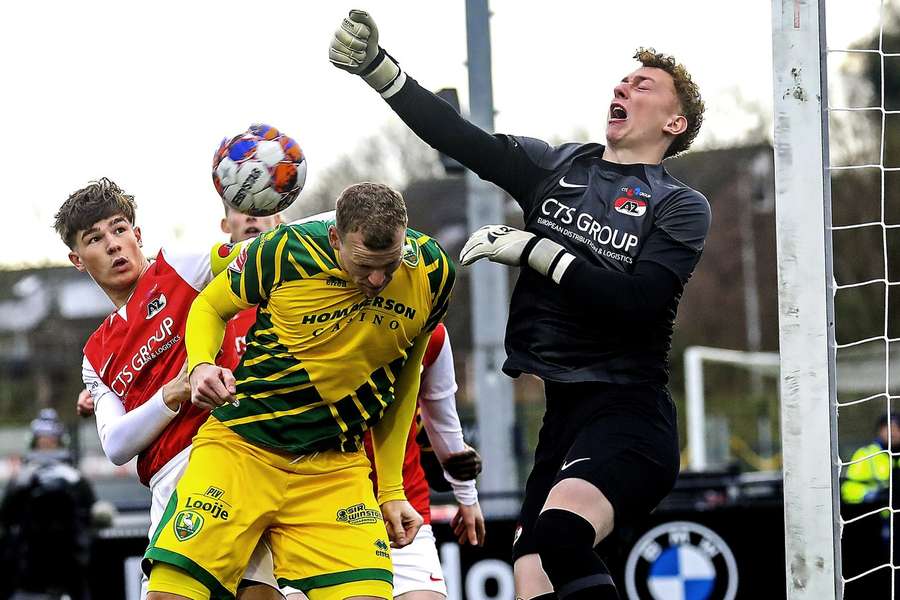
[{"xmin": 64, "ymin": 180, "xmax": 283, "ymax": 600}]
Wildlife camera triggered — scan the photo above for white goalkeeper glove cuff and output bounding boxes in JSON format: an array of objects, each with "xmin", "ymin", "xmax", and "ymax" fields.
[
  {"xmin": 459, "ymin": 225, "xmax": 576, "ymax": 284},
  {"xmin": 526, "ymin": 237, "xmax": 577, "ymax": 284},
  {"xmin": 360, "ymin": 49, "xmax": 406, "ymax": 98}
]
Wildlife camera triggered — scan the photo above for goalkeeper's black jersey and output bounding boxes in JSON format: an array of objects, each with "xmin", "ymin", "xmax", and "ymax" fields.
[{"xmin": 387, "ymin": 77, "xmax": 710, "ymax": 385}]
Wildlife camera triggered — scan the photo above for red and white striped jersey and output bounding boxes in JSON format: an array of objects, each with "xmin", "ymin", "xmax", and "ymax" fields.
[{"xmin": 82, "ymin": 246, "xmax": 239, "ymax": 485}]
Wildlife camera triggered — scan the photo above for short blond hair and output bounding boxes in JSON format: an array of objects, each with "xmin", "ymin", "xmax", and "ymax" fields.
[{"xmin": 335, "ymin": 183, "xmax": 407, "ymax": 249}]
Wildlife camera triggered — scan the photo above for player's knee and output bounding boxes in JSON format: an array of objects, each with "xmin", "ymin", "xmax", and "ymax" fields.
[
  {"xmin": 534, "ymin": 509, "xmax": 596, "ymax": 576},
  {"xmin": 534, "ymin": 509, "xmax": 619, "ymax": 599}
]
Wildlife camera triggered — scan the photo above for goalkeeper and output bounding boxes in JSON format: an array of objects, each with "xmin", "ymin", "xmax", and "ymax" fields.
[{"xmin": 331, "ymin": 12, "xmax": 709, "ymax": 600}]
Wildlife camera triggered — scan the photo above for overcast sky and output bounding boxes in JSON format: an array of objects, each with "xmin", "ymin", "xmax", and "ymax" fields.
[{"xmin": 0, "ymin": 0, "xmax": 878, "ymax": 267}]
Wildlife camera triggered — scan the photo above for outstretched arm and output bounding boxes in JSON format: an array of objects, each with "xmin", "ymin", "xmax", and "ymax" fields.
[
  {"xmin": 460, "ymin": 225, "xmax": 686, "ymax": 317},
  {"xmin": 330, "ymin": 10, "xmax": 549, "ymax": 200}
]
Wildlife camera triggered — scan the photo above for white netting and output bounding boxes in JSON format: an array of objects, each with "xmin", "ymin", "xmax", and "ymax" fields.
[{"xmin": 827, "ymin": 0, "xmax": 900, "ymax": 596}]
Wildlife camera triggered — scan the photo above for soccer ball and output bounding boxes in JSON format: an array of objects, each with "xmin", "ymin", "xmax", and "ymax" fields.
[{"xmin": 212, "ymin": 124, "xmax": 307, "ymax": 216}]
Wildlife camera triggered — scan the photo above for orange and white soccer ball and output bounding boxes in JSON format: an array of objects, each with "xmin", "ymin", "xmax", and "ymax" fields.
[{"xmin": 212, "ymin": 123, "xmax": 307, "ymax": 216}]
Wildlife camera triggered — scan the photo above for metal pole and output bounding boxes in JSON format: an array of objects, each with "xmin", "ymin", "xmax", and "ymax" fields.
[
  {"xmin": 465, "ymin": 0, "xmax": 518, "ymax": 517},
  {"xmin": 739, "ymin": 172, "xmax": 763, "ymax": 392},
  {"xmin": 771, "ymin": 0, "xmax": 841, "ymax": 596}
]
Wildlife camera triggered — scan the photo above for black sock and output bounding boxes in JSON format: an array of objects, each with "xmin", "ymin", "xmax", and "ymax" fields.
[{"xmin": 534, "ymin": 509, "xmax": 619, "ymax": 600}]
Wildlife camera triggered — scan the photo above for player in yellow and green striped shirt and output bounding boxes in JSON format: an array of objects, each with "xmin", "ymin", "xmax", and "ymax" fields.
[{"xmin": 144, "ymin": 183, "xmax": 454, "ymax": 600}]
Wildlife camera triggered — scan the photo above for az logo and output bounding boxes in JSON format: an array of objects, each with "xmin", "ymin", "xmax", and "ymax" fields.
[
  {"xmin": 146, "ymin": 294, "xmax": 167, "ymax": 319},
  {"xmin": 614, "ymin": 197, "xmax": 647, "ymax": 217}
]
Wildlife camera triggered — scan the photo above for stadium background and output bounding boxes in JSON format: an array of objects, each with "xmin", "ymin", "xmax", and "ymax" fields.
[{"xmin": 2, "ymin": 2, "xmax": 899, "ymax": 599}]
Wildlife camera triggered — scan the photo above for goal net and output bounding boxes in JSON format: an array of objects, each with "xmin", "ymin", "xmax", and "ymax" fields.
[{"xmin": 773, "ymin": 1, "xmax": 900, "ymax": 598}]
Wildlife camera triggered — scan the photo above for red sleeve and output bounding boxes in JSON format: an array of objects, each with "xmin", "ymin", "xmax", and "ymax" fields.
[{"xmin": 422, "ymin": 323, "xmax": 446, "ymax": 369}]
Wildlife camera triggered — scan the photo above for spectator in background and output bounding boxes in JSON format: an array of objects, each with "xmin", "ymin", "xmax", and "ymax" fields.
[
  {"xmin": 0, "ymin": 408, "xmax": 97, "ymax": 600},
  {"xmin": 841, "ymin": 412, "xmax": 900, "ymax": 506},
  {"xmin": 841, "ymin": 411, "xmax": 900, "ymax": 566}
]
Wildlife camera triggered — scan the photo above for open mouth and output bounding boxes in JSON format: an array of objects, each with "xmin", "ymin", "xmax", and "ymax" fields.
[
  {"xmin": 243, "ymin": 226, "xmax": 261, "ymax": 236},
  {"xmin": 609, "ymin": 103, "xmax": 628, "ymax": 121},
  {"xmin": 112, "ymin": 257, "xmax": 128, "ymax": 269}
]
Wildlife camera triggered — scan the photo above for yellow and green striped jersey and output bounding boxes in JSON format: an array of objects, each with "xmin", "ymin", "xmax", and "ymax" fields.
[{"xmin": 214, "ymin": 219, "xmax": 454, "ymax": 455}]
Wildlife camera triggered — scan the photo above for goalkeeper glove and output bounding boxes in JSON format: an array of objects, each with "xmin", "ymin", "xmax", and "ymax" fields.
[
  {"xmin": 329, "ymin": 9, "xmax": 406, "ymax": 98},
  {"xmin": 459, "ymin": 225, "xmax": 576, "ymax": 284}
]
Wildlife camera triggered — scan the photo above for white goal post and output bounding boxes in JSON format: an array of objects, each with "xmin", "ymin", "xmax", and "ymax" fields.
[
  {"xmin": 771, "ymin": 1, "xmax": 842, "ymax": 599},
  {"xmin": 683, "ymin": 346, "xmax": 780, "ymax": 472}
]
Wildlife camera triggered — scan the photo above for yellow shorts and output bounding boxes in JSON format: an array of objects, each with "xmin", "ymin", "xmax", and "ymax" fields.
[{"xmin": 145, "ymin": 418, "xmax": 393, "ymax": 600}]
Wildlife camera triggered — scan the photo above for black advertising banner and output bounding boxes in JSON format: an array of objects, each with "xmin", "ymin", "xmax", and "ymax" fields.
[{"xmin": 87, "ymin": 472, "xmax": 894, "ymax": 599}]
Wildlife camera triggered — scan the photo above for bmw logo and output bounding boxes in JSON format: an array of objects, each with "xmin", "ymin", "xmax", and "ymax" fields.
[{"xmin": 624, "ymin": 521, "xmax": 738, "ymax": 600}]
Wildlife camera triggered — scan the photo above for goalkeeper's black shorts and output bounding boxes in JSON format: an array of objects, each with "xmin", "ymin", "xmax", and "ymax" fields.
[{"xmin": 512, "ymin": 380, "xmax": 680, "ymax": 560}]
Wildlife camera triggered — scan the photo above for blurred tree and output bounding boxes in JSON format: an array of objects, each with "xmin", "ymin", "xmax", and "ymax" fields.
[{"xmin": 283, "ymin": 122, "xmax": 443, "ymax": 219}]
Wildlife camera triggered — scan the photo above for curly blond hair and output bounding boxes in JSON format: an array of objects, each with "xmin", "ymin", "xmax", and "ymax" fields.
[{"xmin": 634, "ymin": 47, "xmax": 705, "ymax": 159}]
